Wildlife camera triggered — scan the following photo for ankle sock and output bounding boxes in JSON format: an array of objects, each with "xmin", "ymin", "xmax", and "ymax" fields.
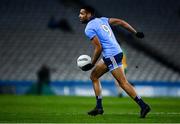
[
  {"xmin": 96, "ymin": 96, "xmax": 103, "ymax": 109},
  {"xmin": 134, "ymin": 96, "xmax": 147, "ymax": 109}
]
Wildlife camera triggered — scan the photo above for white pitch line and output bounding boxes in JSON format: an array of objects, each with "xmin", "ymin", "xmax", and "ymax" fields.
[
  {"xmin": 60, "ymin": 112, "xmax": 180, "ymax": 115},
  {"xmin": 149, "ymin": 112, "xmax": 180, "ymax": 115},
  {"xmin": 107, "ymin": 112, "xmax": 180, "ymax": 115}
]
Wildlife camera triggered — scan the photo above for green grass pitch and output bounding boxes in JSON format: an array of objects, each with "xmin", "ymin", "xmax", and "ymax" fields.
[{"xmin": 0, "ymin": 95, "xmax": 180, "ymax": 123}]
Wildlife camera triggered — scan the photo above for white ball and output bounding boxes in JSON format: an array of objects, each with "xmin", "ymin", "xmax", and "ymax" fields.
[{"xmin": 77, "ymin": 55, "xmax": 91, "ymax": 68}]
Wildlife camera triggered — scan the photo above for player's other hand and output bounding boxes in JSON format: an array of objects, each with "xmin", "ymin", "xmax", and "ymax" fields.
[
  {"xmin": 81, "ymin": 63, "xmax": 94, "ymax": 71},
  {"xmin": 136, "ymin": 32, "xmax": 144, "ymax": 39}
]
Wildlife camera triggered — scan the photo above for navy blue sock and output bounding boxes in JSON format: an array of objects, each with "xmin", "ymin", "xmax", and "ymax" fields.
[
  {"xmin": 134, "ymin": 96, "xmax": 146, "ymax": 109},
  {"xmin": 96, "ymin": 96, "xmax": 103, "ymax": 109}
]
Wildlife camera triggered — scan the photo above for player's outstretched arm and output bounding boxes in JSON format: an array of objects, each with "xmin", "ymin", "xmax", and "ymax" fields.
[{"xmin": 109, "ymin": 18, "xmax": 144, "ymax": 38}]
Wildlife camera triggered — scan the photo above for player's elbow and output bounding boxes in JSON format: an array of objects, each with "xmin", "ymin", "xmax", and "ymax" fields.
[
  {"xmin": 95, "ymin": 45, "xmax": 102, "ymax": 53},
  {"xmin": 115, "ymin": 19, "xmax": 127, "ymax": 27},
  {"xmin": 119, "ymin": 20, "xmax": 127, "ymax": 26},
  {"xmin": 109, "ymin": 18, "xmax": 124, "ymax": 26},
  {"xmin": 98, "ymin": 45, "xmax": 102, "ymax": 52}
]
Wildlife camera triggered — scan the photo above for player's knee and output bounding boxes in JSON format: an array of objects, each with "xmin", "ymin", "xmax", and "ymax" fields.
[{"xmin": 90, "ymin": 73, "xmax": 98, "ymax": 82}]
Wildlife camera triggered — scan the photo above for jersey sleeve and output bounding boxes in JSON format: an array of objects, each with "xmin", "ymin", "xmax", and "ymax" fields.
[
  {"xmin": 101, "ymin": 17, "xmax": 109, "ymax": 23},
  {"xmin": 85, "ymin": 24, "xmax": 96, "ymax": 40}
]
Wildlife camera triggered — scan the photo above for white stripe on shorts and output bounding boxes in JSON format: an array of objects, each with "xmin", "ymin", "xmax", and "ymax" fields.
[{"xmin": 110, "ymin": 56, "xmax": 118, "ymax": 69}]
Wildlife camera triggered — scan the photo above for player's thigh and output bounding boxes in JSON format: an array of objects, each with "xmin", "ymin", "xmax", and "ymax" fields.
[
  {"xmin": 91, "ymin": 60, "xmax": 108, "ymax": 79},
  {"xmin": 111, "ymin": 66, "xmax": 127, "ymax": 84}
]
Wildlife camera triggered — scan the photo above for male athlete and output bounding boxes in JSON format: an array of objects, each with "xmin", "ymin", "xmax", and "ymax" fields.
[{"xmin": 79, "ymin": 6, "xmax": 151, "ymax": 118}]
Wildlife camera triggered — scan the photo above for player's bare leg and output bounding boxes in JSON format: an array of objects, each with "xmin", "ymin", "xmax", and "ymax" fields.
[
  {"xmin": 90, "ymin": 60, "xmax": 108, "ymax": 96},
  {"xmin": 111, "ymin": 67, "xmax": 137, "ymax": 98},
  {"xmin": 88, "ymin": 60, "xmax": 108, "ymax": 116},
  {"xmin": 111, "ymin": 66, "xmax": 151, "ymax": 118},
  {"xmin": 114, "ymin": 80, "xmax": 124, "ymax": 97}
]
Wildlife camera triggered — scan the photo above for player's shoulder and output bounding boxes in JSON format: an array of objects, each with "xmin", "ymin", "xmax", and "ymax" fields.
[
  {"xmin": 87, "ymin": 17, "xmax": 108, "ymax": 26},
  {"xmin": 85, "ymin": 17, "xmax": 109, "ymax": 30},
  {"xmin": 88, "ymin": 18, "xmax": 99, "ymax": 25},
  {"xmin": 100, "ymin": 17, "xmax": 109, "ymax": 20},
  {"xmin": 85, "ymin": 18, "xmax": 97, "ymax": 30}
]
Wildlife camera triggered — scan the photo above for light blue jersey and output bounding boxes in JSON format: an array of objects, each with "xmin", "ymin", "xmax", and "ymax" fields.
[{"xmin": 85, "ymin": 17, "xmax": 122, "ymax": 58}]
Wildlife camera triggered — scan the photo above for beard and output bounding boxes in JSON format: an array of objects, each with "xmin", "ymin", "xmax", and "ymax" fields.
[
  {"xmin": 80, "ymin": 16, "xmax": 95, "ymax": 24},
  {"xmin": 80, "ymin": 20, "xmax": 88, "ymax": 24}
]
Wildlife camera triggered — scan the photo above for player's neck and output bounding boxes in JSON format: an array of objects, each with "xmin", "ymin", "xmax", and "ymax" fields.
[
  {"xmin": 87, "ymin": 16, "xmax": 95, "ymax": 23},
  {"xmin": 89, "ymin": 16, "xmax": 95, "ymax": 21},
  {"xmin": 82, "ymin": 16, "xmax": 95, "ymax": 24}
]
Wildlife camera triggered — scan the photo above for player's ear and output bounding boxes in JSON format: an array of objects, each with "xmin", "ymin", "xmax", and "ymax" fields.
[{"xmin": 87, "ymin": 13, "xmax": 92, "ymax": 18}]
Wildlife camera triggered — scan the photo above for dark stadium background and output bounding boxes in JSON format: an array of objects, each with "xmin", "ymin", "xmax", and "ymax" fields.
[
  {"xmin": 0, "ymin": 0, "xmax": 180, "ymax": 123},
  {"xmin": 0, "ymin": 0, "xmax": 180, "ymax": 96}
]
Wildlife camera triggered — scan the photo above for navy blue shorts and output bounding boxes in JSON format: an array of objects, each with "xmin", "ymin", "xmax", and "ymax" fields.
[{"xmin": 103, "ymin": 53, "xmax": 123, "ymax": 71}]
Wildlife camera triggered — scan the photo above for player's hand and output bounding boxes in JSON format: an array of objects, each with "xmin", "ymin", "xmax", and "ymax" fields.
[
  {"xmin": 136, "ymin": 32, "xmax": 144, "ymax": 39},
  {"xmin": 81, "ymin": 63, "xmax": 94, "ymax": 71}
]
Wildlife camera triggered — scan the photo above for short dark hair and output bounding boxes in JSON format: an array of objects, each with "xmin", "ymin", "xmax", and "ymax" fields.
[{"xmin": 81, "ymin": 5, "xmax": 95, "ymax": 15}]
